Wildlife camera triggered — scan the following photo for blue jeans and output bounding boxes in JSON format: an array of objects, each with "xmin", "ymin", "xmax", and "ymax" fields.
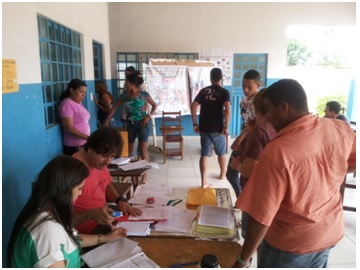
[
  {"xmin": 200, "ymin": 132, "xmax": 226, "ymax": 156},
  {"xmin": 258, "ymin": 240, "xmax": 332, "ymax": 268},
  {"xmin": 226, "ymin": 151, "xmax": 241, "ymax": 197},
  {"xmin": 127, "ymin": 120, "xmax": 150, "ymax": 143}
]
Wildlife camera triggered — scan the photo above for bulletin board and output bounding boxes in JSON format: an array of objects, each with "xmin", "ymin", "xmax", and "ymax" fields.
[{"xmin": 145, "ymin": 65, "xmax": 191, "ymax": 116}]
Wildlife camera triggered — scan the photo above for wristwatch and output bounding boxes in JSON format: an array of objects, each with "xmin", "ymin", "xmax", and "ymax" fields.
[
  {"xmin": 237, "ymin": 254, "xmax": 252, "ymax": 267},
  {"xmin": 193, "ymin": 123, "xmax": 198, "ymax": 127}
]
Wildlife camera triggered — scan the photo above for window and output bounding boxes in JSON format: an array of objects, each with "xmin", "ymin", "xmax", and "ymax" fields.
[
  {"xmin": 93, "ymin": 41, "xmax": 104, "ymax": 80},
  {"xmin": 38, "ymin": 15, "xmax": 83, "ymax": 128},
  {"xmin": 116, "ymin": 52, "xmax": 198, "ymax": 95}
]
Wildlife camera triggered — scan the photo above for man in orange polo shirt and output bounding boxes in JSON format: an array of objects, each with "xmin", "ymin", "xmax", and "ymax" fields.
[{"xmin": 233, "ymin": 79, "xmax": 356, "ymax": 268}]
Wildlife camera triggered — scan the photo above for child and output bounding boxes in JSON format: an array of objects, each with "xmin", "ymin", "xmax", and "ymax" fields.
[{"xmin": 226, "ymin": 70, "xmax": 261, "ymax": 197}]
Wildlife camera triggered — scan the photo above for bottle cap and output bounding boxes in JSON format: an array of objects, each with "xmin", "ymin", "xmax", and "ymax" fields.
[{"xmin": 200, "ymin": 254, "xmax": 219, "ymax": 268}]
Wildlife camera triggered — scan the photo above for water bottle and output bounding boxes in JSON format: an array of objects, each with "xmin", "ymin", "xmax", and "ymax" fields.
[{"xmin": 197, "ymin": 254, "xmax": 220, "ymax": 268}]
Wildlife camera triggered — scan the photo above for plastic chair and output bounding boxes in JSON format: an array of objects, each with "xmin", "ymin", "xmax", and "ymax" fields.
[{"xmin": 160, "ymin": 111, "xmax": 184, "ymax": 163}]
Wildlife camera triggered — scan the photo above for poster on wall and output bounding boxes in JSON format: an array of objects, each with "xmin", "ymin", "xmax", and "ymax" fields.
[
  {"xmin": 188, "ymin": 66, "xmax": 213, "ymax": 102},
  {"xmin": 199, "ymin": 49, "xmax": 233, "ymax": 86},
  {"xmin": 2, "ymin": 59, "xmax": 19, "ymax": 93},
  {"xmin": 145, "ymin": 65, "xmax": 191, "ymax": 116}
]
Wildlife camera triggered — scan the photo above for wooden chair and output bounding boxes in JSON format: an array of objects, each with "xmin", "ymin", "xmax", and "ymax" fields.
[{"xmin": 159, "ymin": 111, "xmax": 184, "ymax": 163}]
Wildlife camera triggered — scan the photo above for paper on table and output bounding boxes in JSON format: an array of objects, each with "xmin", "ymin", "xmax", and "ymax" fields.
[
  {"xmin": 133, "ymin": 185, "xmax": 173, "ymax": 196},
  {"xmin": 128, "ymin": 195, "xmax": 172, "ymax": 207},
  {"xmin": 198, "ymin": 205, "xmax": 233, "ymax": 229},
  {"xmin": 119, "ymin": 160, "xmax": 152, "ymax": 171},
  {"xmin": 128, "ymin": 206, "xmax": 173, "ymax": 221},
  {"xmin": 116, "ymin": 221, "xmax": 152, "ymax": 236},
  {"xmin": 111, "ymin": 157, "xmax": 131, "ymax": 165},
  {"xmin": 154, "ymin": 207, "xmax": 196, "ymax": 233},
  {"xmin": 81, "ymin": 237, "xmax": 140, "ymax": 268},
  {"xmin": 186, "ymin": 188, "xmax": 217, "ymax": 207},
  {"xmin": 111, "ymin": 252, "xmax": 160, "ymax": 268}
]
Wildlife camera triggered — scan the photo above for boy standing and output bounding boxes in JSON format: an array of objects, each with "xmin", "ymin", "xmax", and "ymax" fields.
[{"xmin": 226, "ymin": 70, "xmax": 261, "ymax": 197}]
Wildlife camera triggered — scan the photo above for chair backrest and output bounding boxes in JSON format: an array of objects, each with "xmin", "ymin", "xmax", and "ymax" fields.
[{"xmin": 162, "ymin": 111, "xmax": 183, "ymax": 129}]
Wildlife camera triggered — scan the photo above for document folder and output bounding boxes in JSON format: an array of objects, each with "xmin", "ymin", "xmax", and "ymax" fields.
[{"xmin": 186, "ymin": 188, "xmax": 217, "ymax": 207}]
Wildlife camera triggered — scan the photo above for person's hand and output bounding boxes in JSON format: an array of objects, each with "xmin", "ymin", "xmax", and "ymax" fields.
[
  {"xmin": 117, "ymin": 201, "xmax": 143, "ymax": 216},
  {"xmin": 104, "ymin": 227, "xmax": 128, "ymax": 242},
  {"xmin": 88, "ymin": 206, "xmax": 115, "ymax": 229},
  {"xmin": 232, "ymin": 260, "xmax": 249, "ymax": 268},
  {"xmin": 140, "ymin": 115, "xmax": 151, "ymax": 127},
  {"xmin": 230, "ymin": 156, "xmax": 240, "ymax": 172},
  {"xmin": 193, "ymin": 125, "xmax": 200, "ymax": 134},
  {"xmin": 222, "ymin": 127, "xmax": 228, "ymax": 135}
]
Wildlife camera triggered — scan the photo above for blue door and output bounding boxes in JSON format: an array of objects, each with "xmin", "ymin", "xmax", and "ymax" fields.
[{"xmin": 229, "ymin": 54, "xmax": 268, "ymax": 137}]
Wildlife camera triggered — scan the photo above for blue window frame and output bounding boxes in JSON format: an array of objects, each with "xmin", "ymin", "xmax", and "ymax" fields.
[
  {"xmin": 93, "ymin": 41, "xmax": 103, "ymax": 80},
  {"xmin": 38, "ymin": 15, "xmax": 83, "ymax": 128}
]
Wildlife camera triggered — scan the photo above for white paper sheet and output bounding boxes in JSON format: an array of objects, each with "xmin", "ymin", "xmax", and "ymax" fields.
[
  {"xmin": 198, "ymin": 205, "xmax": 233, "ymax": 229},
  {"xmin": 128, "ymin": 206, "xmax": 173, "ymax": 221},
  {"xmin": 132, "ymin": 185, "xmax": 173, "ymax": 196},
  {"xmin": 119, "ymin": 160, "xmax": 152, "ymax": 171},
  {"xmin": 116, "ymin": 221, "xmax": 152, "ymax": 236},
  {"xmin": 154, "ymin": 207, "xmax": 196, "ymax": 233},
  {"xmin": 111, "ymin": 157, "xmax": 131, "ymax": 165},
  {"xmin": 128, "ymin": 194, "xmax": 172, "ymax": 207},
  {"xmin": 110, "ymin": 252, "xmax": 160, "ymax": 268},
  {"xmin": 81, "ymin": 238, "xmax": 140, "ymax": 268}
]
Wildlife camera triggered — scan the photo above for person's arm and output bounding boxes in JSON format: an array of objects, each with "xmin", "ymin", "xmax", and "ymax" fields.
[
  {"xmin": 233, "ymin": 215, "xmax": 269, "ymax": 268},
  {"xmin": 60, "ymin": 117, "xmax": 89, "ymax": 140},
  {"xmin": 72, "ymin": 206, "xmax": 115, "ymax": 229},
  {"xmin": 103, "ymin": 99, "xmax": 122, "ymax": 127},
  {"xmin": 141, "ymin": 94, "xmax": 157, "ymax": 127},
  {"xmin": 48, "ymin": 260, "xmax": 66, "ymax": 268},
  {"xmin": 223, "ymin": 101, "xmax": 231, "ymax": 135},
  {"xmin": 237, "ymin": 158, "xmax": 257, "ymax": 178},
  {"xmin": 191, "ymin": 101, "xmax": 200, "ymax": 133},
  {"xmin": 78, "ymin": 227, "xmax": 127, "ymax": 248},
  {"xmin": 105, "ymin": 184, "xmax": 143, "ymax": 216},
  {"xmin": 231, "ymin": 130, "xmax": 248, "ymax": 151}
]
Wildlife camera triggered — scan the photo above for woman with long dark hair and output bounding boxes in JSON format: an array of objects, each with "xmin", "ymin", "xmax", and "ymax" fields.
[{"xmin": 7, "ymin": 156, "xmax": 127, "ymax": 268}]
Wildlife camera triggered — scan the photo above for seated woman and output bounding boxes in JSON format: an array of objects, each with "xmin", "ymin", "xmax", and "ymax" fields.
[
  {"xmin": 103, "ymin": 71, "xmax": 157, "ymax": 184},
  {"xmin": 7, "ymin": 156, "xmax": 127, "ymax": 268}
]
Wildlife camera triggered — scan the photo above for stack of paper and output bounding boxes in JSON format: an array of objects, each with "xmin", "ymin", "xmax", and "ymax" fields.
[
  {"xmin": 195, "ymin": 205, "xmax": 235, "ymax": 237},
  {"xmin": 111, "ymin": 157, "xmax": 131, "ymax": 166},
  {"xmin": 119, "ymin": 160, "xmax": 152, "ymax": 171},
  {"xmin": 81, "ymin": 237, "xmax": 159, "ymax": 268}
]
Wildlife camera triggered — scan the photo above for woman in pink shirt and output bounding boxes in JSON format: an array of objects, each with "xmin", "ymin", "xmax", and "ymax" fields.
[{"xmin": 59, "ymin": 79, "xmax": 90, "ymax": 156}]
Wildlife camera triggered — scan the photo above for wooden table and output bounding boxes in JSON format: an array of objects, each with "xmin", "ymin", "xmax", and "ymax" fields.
[
  {"xmin": 111, "ymin": 182, "xmax": 133, "ymax": 200},
  {"xmin": 129, "ymin": 237, "xmax": 241, "ymax": 268},
  {"xmin": 109, "ymin": 165, "xmax": 150, "ymax": 189}
]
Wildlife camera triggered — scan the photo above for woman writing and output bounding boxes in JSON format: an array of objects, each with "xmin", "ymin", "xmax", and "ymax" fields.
[
  {"xmin": 103, "ymin": 71, "xmax": 157, "ymax": 184},
  {"xmin": 94, "ymin": 80, "xmax": 115, "ymax": 127},
  {"xmin": 7, "ymin": 155, "xmax": 127, "ymax": 268},
  {"xmin": 59, "ymin": 79, "xmax": 90, "ymax": 156}
]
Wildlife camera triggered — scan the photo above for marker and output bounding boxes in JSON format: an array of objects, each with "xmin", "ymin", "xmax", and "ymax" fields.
[{"xmin": 172, "ymin": 199, "xmax": 183, "ymax": 207}]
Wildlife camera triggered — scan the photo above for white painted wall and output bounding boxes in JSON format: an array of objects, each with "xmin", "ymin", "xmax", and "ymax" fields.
[
  {"xmin": 108, "ymin": 2, "xmax": 355, "ymax": 78},
  {"xmin": 2, "ymin": 2, "xmax": 111, "ymax": 84}
]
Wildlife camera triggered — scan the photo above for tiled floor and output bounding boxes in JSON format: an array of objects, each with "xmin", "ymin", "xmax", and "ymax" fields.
[{"xmin": 141, "ymin": 136, "xmax": 356, "ymax": 268}]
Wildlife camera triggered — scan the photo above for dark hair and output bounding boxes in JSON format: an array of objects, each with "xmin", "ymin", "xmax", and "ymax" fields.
[
  {"xmin": 210, "ymin": 68, "xmax": 223, "ymax": 82},
  {"xmin": 95, "ymin": 80, "xmax": 113, "ymax": 103},
  {"xmin": 263, "ymin": 79, "xmax": 308, "ymax": 113},
  {"xmin": 252, "ymin": 88, "xmax": 267, "ymax": 115},
  {"xmin": 84, "ymin": 126, "xmax": 122, "ymax": 155},
  {"xmin": 7, "ymin": 156, "xmax": 89, "ymax": 266},
  {"xmin": 59, "ymin": 78, "xmax": 87, "ymax": 101},
  {"xmin": 243, "ymin": 69, "xmax": 260, "ymax": 82},
  {"xmin": 326, "ymin": 101, "xmax": 341, "ymax": 114},
  {"xmin": 125, "ymin": 66, "xmax": 136, "ymax": 74},
  {"xmin": 125, "ymin": 71, "xmax": 144, "ymax": 88}
]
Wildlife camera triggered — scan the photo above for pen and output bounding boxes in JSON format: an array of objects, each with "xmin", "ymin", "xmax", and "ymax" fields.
[
  {"xmin": 172, "ymin": 199, "xmax": 183, "ymax": 206},
  {"xmin": 170, "ymin": 261, "xmax": 199, "ymax": 268}
]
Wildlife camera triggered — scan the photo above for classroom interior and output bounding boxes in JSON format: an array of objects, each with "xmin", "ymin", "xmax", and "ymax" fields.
[{"xmin": 2, "ymin": 2, "xmax": 356, "ymax": 267}]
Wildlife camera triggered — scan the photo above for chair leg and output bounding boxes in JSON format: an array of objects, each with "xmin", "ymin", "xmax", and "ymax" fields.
[{"xmin": 163, "ymin": 136, "xmax": 166, "ymax": 164}]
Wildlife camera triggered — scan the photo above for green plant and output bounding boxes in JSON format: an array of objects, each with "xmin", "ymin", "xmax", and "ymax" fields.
[{"xmin": 316, "ymin": 94, "xmax": 348, "ymax": 117}]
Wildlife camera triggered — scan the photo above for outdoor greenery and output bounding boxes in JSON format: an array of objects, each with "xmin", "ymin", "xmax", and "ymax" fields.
[
  {"xmin": 287, "ymin": 39, "xmax": 312, "ymax": 66},
  {"xmin": 315, "ymin": 94, "xmax": 348, "ymax": 117}
]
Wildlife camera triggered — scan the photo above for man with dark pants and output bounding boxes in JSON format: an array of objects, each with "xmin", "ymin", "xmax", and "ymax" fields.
[
  {"xmin": 233, "ymin": 79, "xmax": 355, "ymax": 268},
  {"xmin": 191, "ymin": 68, "xmax": 231, "ymax": 188}
]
